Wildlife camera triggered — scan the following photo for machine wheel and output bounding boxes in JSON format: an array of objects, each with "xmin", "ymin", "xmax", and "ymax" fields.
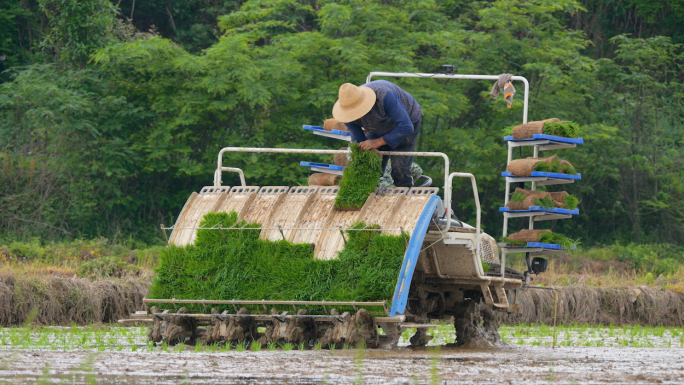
[{"xmin": 452, "ymin": 300, "xmax": 502, "ymax": 347}]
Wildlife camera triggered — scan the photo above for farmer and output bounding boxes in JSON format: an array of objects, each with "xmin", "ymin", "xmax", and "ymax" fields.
[{"xmin": 332, "ymin": 80, "xmax": 421, "ymax": 188}]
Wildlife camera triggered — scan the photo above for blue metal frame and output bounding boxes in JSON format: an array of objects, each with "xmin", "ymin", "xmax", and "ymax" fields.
[{"xmin": 389, "ymin": 194, "xmax": 440, "ymax": 317}]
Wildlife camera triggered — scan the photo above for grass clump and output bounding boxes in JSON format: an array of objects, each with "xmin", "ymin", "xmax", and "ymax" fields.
[
  {"xmin": 538, "ymin": 232, "xmax": 579, "ymax": 250},
  {"xmin": 149, "ymin": 211, "xmax": 408, "ymax": 307},
  {"xmin": 543, "ymin": 121, "xmax": 581, "ymax": 138},
  {"xmin": 335, "ymin": 143, "xmax": 382, "ymax": 210}
]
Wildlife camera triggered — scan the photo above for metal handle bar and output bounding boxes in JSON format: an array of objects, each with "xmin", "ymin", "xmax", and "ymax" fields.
[
  {"xmin": 216, "ymin": 146, "xmax": 450, "ymax": 205},
  {"xmin": 214, "ymin": 167, "xmax": 246, "ymax": 187},
  {"xmin": 446, "ymin": 172, "xmax": 481, "ymax": 258},
  {"xmin": 366, "ymin": 72, "xmax": 529, "ymax": 124}
]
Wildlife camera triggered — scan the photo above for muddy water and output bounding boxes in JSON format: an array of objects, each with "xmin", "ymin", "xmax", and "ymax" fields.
[{"xmin": 2, "ymin": 345, "xmax": 683, "ymax": 384}]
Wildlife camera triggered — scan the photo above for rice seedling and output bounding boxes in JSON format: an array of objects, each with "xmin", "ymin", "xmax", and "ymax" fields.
[
  {"xmin": 428, "ymin": 346, "xmax": 441, "ymax": 385},
  {"xmin": 176, "ymin": 342, "xmax": 186, "ymax": 353},
  {"xmin": 353, "ymin": 344, "xmax": 365, "ymax": 385},
  {"xmin": 131, "ymin": 344, "xmax": 138, "ymax": 352},
  {"xmin": 235, "ymin": 341, "xmax": 247, "ymax": 351},
  {"xmin": 221, "ymin": 342, "xmax": 231, "ymax": 352},
  {"xmin": 251, "ymin": 341, "xmax": 262, "ymax": 351},
  {"xmin": 560, "ymin": 162, "xmax": 578, "ymax": 175},
  {"xmin": 298, "ymin": 342, "xmax": 306, "ymax": 351},
  {"xmin": 314, "ymin": 341, "xmax": 323, "ymax": 350},
  {"xmin": 534, "ymin": 196, "xmax": 556, "ymax": 209},
  {"xmin": 149, "ymin": 212, "xmax": 408, "ymax": 309},
  {"xmin": 335, "ymin": 143, "xmax": 382, "ymax": 210},
  {"xmin": 510, "ymin": 191, "xmax": 527, "ymax": 202},
  {"xmin": 281, "ymin": 342, "xmax": 294, "ymax": 351},
  {"xmin": 267, "ymin": 341, "xmax": 277, "ymax": 351},
  {"xmin": 538, "ymin": 232, "xmax": 579, "ymax": 249},
  {"xmin": 194, "ymin": 342, "xmax": 204, "ymax": 353},
  {"xmin": 479, "ymin": 262, "xmax": 490, "ymax": 273},
  {"xmin": 342, "ymin": 343, "xmax": 350, "ymax": 350},
  {"xmin": 543, "ymin": 121, "xmax": 581, "ymax": 138},
  {"xmin": 501, "ymin": 237, "xmax": 526, "ymax": 246},
  {"xmin": 563, "ymin": 194, "xmax": 579, "ymax": 209}
]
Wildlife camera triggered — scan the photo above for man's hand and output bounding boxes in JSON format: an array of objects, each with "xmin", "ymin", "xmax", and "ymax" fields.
[{"xmin": 358, "ymin": 138, "xmax": 386, "ymax": 150}]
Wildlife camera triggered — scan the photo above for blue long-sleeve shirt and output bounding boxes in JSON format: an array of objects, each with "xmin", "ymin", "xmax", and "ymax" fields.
[{"xmin": 343, "ymin": 81, "xmax": 421, "ymax": 149}]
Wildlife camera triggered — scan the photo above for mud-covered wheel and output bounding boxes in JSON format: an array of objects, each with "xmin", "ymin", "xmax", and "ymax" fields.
[
  {"xmin": 376, "ymin": 323, "xmax": 401, "ymax": 349},
  {"xmin": 452, "ymin": 300, "xmax": 502, "ymax": 348}
]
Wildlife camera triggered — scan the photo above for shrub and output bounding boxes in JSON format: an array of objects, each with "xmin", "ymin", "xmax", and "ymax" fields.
[{"xmin": 77, "ymin": 256, "xmax": 139, "ymax": 279}]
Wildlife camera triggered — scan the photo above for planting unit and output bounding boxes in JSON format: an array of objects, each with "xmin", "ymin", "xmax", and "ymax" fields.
[{"xmin": 124, "ymin": 71, "xmax": 546, "ymax": 349}]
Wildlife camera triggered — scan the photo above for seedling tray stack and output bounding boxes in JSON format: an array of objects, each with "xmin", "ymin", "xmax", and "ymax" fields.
[
  {"xmin": 300, "ymin": 124, "xmax": 350, "ymax": 176},
  {"xmin": 499, "ymin": 125, "xmax": 584, "ymax": 266}
]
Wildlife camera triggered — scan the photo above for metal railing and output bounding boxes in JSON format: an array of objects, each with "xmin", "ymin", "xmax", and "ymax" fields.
[
  {"xmin": 214, "ymin": 146, "xmax": 450, "ymax": 206},
  {"xmin": 366, "ymin": 72, "xmax": 529, "ymax": 124}
]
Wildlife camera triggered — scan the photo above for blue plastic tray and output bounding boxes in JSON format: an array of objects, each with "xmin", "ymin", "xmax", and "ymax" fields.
[
  {"xmin": 504, "ymin": 134, "xmax": 583, "ymax": 144},
  {"xmin": 303, "ymin": 125, "xmax": 351, "ymax": 137},
  {"xmin": 299, "ymin": 161, "xmax": 344, "ymax": 171},
  {"xmin": 499, "ymin": 206, "xmax": 579, "ymax": 215},
  {"xmin": 527, "ymin": 242, "xmax": 577, "ymax": 251},
  {"xmin": 500, "ymin": 242, "xmax": 577, "ymax": 251},
  {"xmin": 502, "ymin": 171, "xmax": 582, "ymax": 180}
]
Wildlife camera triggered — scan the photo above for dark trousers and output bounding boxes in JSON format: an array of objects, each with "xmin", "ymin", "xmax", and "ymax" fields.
[{"xmin": 370, "ymin": 119, "xmax": 421, "ymax": 188}]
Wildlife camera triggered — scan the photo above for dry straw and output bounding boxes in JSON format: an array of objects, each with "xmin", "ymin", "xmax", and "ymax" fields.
[
  {"xmin": 498, "ymin": 286, "xmax": 684, "ymax": 326},
  {"xmin": 0, "ymin": 273, "xmax": 149, "ymax": 326}
]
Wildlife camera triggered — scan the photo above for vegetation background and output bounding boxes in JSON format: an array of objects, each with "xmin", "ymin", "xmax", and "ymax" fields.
[{"xmin": 1, "ymin": 0, "xmax": 683, "ymax": 255}]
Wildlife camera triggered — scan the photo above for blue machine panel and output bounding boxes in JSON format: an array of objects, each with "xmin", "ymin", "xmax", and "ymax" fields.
[{"xmin": 389, "ymin": 194, "xmax": 440, "ymax": 317}]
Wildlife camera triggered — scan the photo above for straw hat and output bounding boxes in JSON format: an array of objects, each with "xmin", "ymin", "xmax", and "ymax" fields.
[{"xmin": 332, "ymin": 83, "xmax": 376, "ymax": 123}]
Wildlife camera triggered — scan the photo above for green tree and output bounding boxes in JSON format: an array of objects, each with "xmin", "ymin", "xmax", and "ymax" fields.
[{"xmin": 39, "ymin": 0, "xmax": 118, "ymax": 66}]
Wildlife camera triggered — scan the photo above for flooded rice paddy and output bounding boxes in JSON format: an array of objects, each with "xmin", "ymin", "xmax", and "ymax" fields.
[{"xmin": 1, "ymin": 324, "xmax": 683, "ymax": 384}]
